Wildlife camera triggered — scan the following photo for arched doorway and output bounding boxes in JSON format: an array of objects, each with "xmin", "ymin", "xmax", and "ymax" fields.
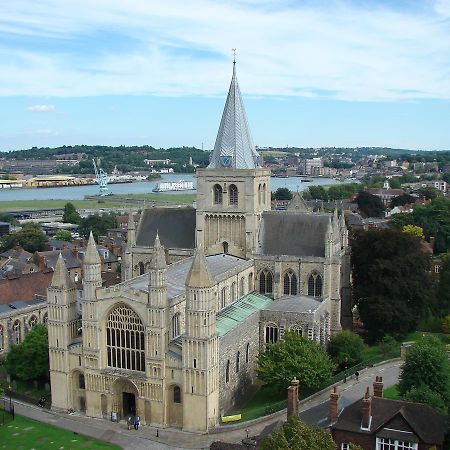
[{"xmin": 112, "ymin": 378, "xmax": 139, "ymax": 421}]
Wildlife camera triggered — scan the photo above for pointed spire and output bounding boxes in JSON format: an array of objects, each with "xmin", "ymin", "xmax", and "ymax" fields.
[
  {"xmin": 339, "ymin": 208, "xmax": 346, "ymax": 229},
  {"xmin": 150, "ymin": 231, "xmax": 166, "ymax": 269},
  {"xmin": 50, "ymin": 253, "xmax": 74, "ymax": 289},
  {"xmin": 84, "ymin": 231, "xmax": 101, "ymax": 265},
  {"xmin": 287, "ymin": 191, "xmax": 310, "ymax": 212},
  {"xmin": 207, "ymin": 62, "xmax": 260, "ymax": 170},
  {"xmin": 127, "ymin": 211, "xmax": 135, "ymax": 230},
  {"xmin": 186, "ymin": 245, "xmax": 215, "ymax": 288}
]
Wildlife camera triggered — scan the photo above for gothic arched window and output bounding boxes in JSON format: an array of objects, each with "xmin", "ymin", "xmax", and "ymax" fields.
[
  {"xmin": 225, "ymin": 360, "xmax": 230, "ymax": 382},
  {"xmin": 0, "ymin": 325, "xmax": 4, "ymax": 351},
  {"xmin": 106, "ymin": 304, "xmax": 145, "ymax": 372},
  {"xmin": 213, "ymin": 184, "xmax": 223, "ymax": 205},
  {"xmin": 229, "ymin": 184, "xmax": 238, "ymax": 206},
  {"xmin": 246, "ymin": 343, "xmax": 250, "ymax": 363},
  {"xmin": 221, "ymin": 286, "xmax": 227, "ymax": 309},
  {"xmin": 138, "ymin": 262, "xmax": 145, "ymax": 275},
  {"xmin": 79, "ymin": 373, "xmax": 85, "ymax": 389},
  {"xmin": 42, "ymin": 313, "xmax": 48, "ymax": 326},
  {"xmin": 265, "ymin": 324, "xmax": 278, "ymax": 343},
  {"xmin": 307, "ymin": 273, "xmax": 323, "ymax": 297},
  {"xmin": 248, "ymin": 272, "xmax": 253, "ymax": 292},
  {"xmin": 171, "ymin": 313, "xmax": 180, "ymax": 339},
  {"xmin": 29, "ymin": 316, "xmax": 38, "ymax": 328},
  {"xmin": 259, "ymin": 269, "xmax": 273, "ymax": 295},
  {"xmin": 283, "ymin": 271, "xmax": 298, "ymax": 296},
  {"xmin": 236, "ymin": 351, "xmax": 240, "ymax": 373},
  {"xmin": 239, "ymin": 277, "xmax": 245, "ymax": 297},
  {"xmin": 263, "ymin": 183, "xmax": 266, "ymax": 204},
  {"xmin": 173, "ymin": 385, "xmax": 181, "ymax": 403},
  {"xmin": 290, "ymin": 326, "xmax": 303, "ymax": 336},
  {"xmin": 13, "ymin": 320, "xmax": 21, "ymax": 345},
  {"xmin": 231, "ymin": 281, "xmax": 236, "ymax": 301}
]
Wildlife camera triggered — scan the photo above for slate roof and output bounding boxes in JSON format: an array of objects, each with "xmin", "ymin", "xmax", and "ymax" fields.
[
  {"xmin": 0, "ymin": 298, "xmax": 46, "ymax": 316},
  {"xmin": 0, "ymin": 248, "xmax": 32, "ymax": 262},
  {"xmin": 216, "ymin": 293, "xmax": 273, "ymax": 337},
  {"xmin": 333, "ymin": 397, "xmax": 448, "ymax": 445},
  {"xmin": 258, "ymin": 211, "xmax": 330, "ymax": 257},
  {"xmin": 38, "ymin": 249, "xmax": 81, "ymax": 270},
  {"xmin": 263, "ymin": 295, "xmax": 322, "ymax": 313},
  {"xmin": 136, "ymin": 207, "xmax": 196, "ymax": 249},
  {"xmin": 128, "ymin": 254, "xmax": 247, "ymax": 300}
]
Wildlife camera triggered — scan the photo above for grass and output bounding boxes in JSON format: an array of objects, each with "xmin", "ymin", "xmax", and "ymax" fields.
[
  {"xmin": 0, "ymin": 415, "xmax": 121, "ymax": 449},
  {"xmin": 110, "ymin": 192, "xmax": 196, "ymax": 204},
  {"xmin": 237, "ymin": 385, "xmax": 286, "ymax": 422},
  {"xmin": 383, "ymin": 385, "xmax": 402, "ymax": 401}
]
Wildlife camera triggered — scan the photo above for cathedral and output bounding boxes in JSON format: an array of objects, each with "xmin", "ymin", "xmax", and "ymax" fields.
[{"xmin": 47, "ymin": 62, "xmax": 351, "ymax": 432}]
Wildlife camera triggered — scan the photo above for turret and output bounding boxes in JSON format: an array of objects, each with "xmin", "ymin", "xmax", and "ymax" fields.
[
  {"xmin": 148, "ymin": 232, "xmax": 167, "ymax": 307},
  {"xmin": 83, "ymin": 231, "xmax": 102, "ymax": 301},
  {"xmin": 126, "ymin": 211, "xmax": 136, "ymax": 249}
]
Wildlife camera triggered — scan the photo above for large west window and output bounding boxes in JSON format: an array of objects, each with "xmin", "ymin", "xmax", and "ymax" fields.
[{"xmin": 106, "ymin": 304, "xmax": 145, "ymax": 372}]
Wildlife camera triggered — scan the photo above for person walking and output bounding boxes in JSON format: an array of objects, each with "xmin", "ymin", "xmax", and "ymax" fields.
[
  {"xmin": 133, "ymin": 416, "xmax": 140, "ymax": 430},
  {"xmin": 127, "ymin": 416, "xmax": 133, "ymax": 430}
]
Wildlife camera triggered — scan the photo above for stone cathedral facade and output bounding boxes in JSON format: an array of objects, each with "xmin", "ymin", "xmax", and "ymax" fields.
[{"xmin": 48, "ymin": 63, "xmax": 351, "ymax": 433}]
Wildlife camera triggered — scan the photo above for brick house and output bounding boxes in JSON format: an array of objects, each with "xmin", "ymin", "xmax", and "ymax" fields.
[{"xmin": 331, "ymin": 378, "xmax": 448, "ymax": 450}]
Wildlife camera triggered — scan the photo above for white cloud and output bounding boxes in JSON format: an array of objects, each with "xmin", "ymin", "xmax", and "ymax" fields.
[
  {"xmin": 1, "ymin": 1, "xmax": 450, "ymax": 101},
  {"xmin": 26, "ymin": 104, "xmax": 56, "ymax": 112}
]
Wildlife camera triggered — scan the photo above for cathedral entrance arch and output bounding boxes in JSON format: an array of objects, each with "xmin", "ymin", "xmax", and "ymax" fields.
[{"xmin": 112, "ymin": 378, "xmax": 139, "ymax": 420}]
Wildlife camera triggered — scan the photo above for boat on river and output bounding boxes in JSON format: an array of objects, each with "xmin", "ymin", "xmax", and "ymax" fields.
[{"xmin": 152, "ymin": 180, "xmax": 194, "ymax": 192}]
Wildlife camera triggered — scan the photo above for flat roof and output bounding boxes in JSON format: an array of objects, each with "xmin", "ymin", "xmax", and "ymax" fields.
[{"xmin": 263, "ymin": 295, "xmax": 322, "ymax": 313}]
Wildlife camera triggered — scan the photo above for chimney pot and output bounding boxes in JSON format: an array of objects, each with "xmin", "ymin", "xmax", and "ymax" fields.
[
  {"xmin": 330, "ymin": 386, "xmax": 340, "ymax": 423},
  {"xmin": 361, "ymin": 386, "xmax": 372, "ymax": 429},
  {"xmin": 287, "ymin": 378, "xmax": 300, "ymax": 420},
  {"xmin": 373, "ymin": 375, "xmax": 384, "ymax": 398}
]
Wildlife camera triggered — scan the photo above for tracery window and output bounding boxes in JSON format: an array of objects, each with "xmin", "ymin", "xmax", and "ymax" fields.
[
  {"xmin": 259, "ymin": 269, "xmax": 273, "ymax": 295},
  {"xmin": 283, "ymin": 270, "xmax": 298, "ymax": 295},
  {"xmin": 225, "ymin": 360, "xmax": 230, "ymax": 382},
  {"xmin": 236, "ymin": 351, "xmax": 240, "ymax": 372},
  {"xmin": 239, "ymin": 277, "xmax": 245, "ymax": 296},
  {"xmin": 248, "ymin": 272, "xmax": 253, "ymax": 292},
  {"xmin": 265, "ymin": 324, "xmax": 278, "ymax": 343},
  {"xmin": 13, "ymin": 320, "xmax": 21, "ymax": 345},
  {"xmin": 106, "ymin": 304, "xmax": 145, "ymax": 372},
  {"xmin": 0, "ymin": 325, "xmax": 4, "ymax": 351},
  {"xmin": 173, "ymin": 386, "xmax": 181, "ymax": 403},
  {"xmin": 307, "ymin": 273, "xmax": 322, "ymax": 297},
  {"xmin": 42, "ymin": 313, "xmax": 48, "ymax": 326},
  {"xmin": 290, "ymin": 326, "xmax": 303, "ymax": 336},
  {"xmin": 231, "ymin": 282, "xmax": 236, "ymax": 301},
  {"xmin": 214, "ymin": 184, "xmax": 223, "ymax": 205},
  {"xmin": 221, "ymin": 286, "xmax": 227, "ymax": 309},
  {"xmin": 29, "ymin": 316, "xmax": 38, "ymax": 328},
  {"xmin": 138, "ymin": 262, "xmax": 145, "ymax": 276},
  {"xmin": 229, "ymin": 184, "xmax": 238, "ymax": 206}
]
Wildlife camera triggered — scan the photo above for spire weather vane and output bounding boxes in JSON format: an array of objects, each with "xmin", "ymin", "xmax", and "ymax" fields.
[{"xmin": 232, "ymin": 48, "xmax": 236, "ymax": 63}]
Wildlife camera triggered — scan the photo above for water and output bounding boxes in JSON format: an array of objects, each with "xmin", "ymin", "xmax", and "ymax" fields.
[{"xmin": 0, "ymin": 173, "xmax": 354, "ymax": 202}]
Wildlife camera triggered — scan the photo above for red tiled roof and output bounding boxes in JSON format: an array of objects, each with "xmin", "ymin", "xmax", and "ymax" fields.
[{"xmin": 0, "ymin": 270, "xmax": 53, "ymax": 305}]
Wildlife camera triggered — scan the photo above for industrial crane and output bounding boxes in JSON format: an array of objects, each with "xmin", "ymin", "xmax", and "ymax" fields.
[{"xmin": 92, "ymin": 158, "xmax": 110, "ymax": 196}]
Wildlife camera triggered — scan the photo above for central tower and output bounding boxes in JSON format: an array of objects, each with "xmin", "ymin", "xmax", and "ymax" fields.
[{"xmin": 196, "ymin": 62, "xmax": 271, "ymax": 258}]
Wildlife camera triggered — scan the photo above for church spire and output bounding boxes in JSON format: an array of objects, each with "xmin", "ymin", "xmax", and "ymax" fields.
[
  {"xmin": 186, "ymin": 245, "xmax": 215, "ymax": 288},
  {"xmin": 50, "ymin": 253, "xmax": 74, "ymax": 289},
  {"xmin": 84, "ymin": 231, "xmax": 101, "ymax": 265},
  {"xmin": 207, "ymin": 60, "xmax": 261, "ymax": 170}
]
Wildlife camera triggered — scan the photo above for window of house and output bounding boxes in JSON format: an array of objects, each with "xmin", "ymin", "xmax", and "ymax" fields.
[
  {"xmin": 13, "ymin": 320, "xmax": 21, "ymax": 345},
  {"xmin": 214, "ymin": 184, "xmax": 223, "ymax": 205},
  {"xmin": 307, "ymin": 273, "xmax": 322, "ymax": 297},
  {"xmin": 173, "ymin": 386, "xmax": 181, "ymax": 403},
  {"xmin": 106, "ymin": 304, "xmax": 145, "ymax": 372},
  {"xmin": 265, "ymin": 324, "xmax": 278, "ymax": 343},
  {"xmin": 259, "ymin": 269, "xmax": 273, "ymax": 295},
  {"xmin": 376, "ymin": 438, "xmax": 417, "ymax": 450},
  {"xmin": 229, "ymin": 184, "xmax": 238, "ymax": 205},
  {"xmin": 435, "ymin": 265, "xmax": 441, "ymax": 273},
  {"xmin": 283, "ymin": 270, "xmax": 298, "ymax": 296},
  {"xmin": 341, "ymin": 444, "xmax": 350, "ymax": 450},
  {"xmin": 236, "ymin": 351, "xmax": 240, "ymax": 372},
  {"xmin": 225, "ymin": 360, "xmax": 230, "ymax": 382},
  {"xmin": 107, "ymin": 263, "xmax": 112, "ymax": 270}
]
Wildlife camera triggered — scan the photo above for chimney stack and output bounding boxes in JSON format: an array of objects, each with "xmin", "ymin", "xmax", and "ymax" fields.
[
  {"xmin": 361, "ymin": 387, "xmax": 372, "ymax": 429},
  {"xmin": 373, "ymin": 376, "xmax": 384, "ymax": 398},
  {"xmin": 329, "ymin": 386, "xmax": 339, "ymax": 423},
  {"xmin": 287, "ymin": 378, "xmax": 300, "ymax": 419}
]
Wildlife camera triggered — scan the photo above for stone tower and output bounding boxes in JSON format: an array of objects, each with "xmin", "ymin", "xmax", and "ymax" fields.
[
  {"xmin": 81, "ymin": 231, "xmax": 102, "ymax": 416},
  {"xmin": 196, "ymin": 62, "xmax": 271, "ymax": 258},
  {"xmin": 47, "ymin": 254, "xmax": 78, "ymax": 410},
  {"xmin": 182, "ymin": 246, "xmax": 219, "ymax": 432},
  {"xmin": 122, "ymin": 211, "xmax": 136, "ymax": 281},
  {"xmin": 146, "ymin": 233, "xmax": 168, "ymax": 424}
]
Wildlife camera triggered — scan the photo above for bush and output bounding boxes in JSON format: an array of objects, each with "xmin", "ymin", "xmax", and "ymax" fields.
[
  {"xmin": 328, "ymin": 330, "xmax": 364, "ymax": 368},
  {"xmin": 404, "ymin": 384, "xmax": 447, "ymax": 413}
]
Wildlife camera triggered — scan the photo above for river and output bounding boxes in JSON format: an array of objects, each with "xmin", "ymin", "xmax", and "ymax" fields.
[{"xmin": 0, "ymin": 173, "xmax": 355, "ymax": 202}]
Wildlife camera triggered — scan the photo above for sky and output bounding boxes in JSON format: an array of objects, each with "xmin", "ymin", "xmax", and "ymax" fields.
[{"xmin": 1, "ymin": 0, "xmax": 450, "ymax": 152}]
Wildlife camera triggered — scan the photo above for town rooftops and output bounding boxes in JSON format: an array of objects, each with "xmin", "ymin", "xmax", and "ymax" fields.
[{"xmin": 216, "ymin": 293, "xmax": 273, "ymax": 337}]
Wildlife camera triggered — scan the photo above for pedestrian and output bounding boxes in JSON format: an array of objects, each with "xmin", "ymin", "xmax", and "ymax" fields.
[
  {"xmin": 355, "ymin": 371, "xmax": 359, "ymax": 381},
  {"xmin": 127, "ymin": 416, "xmax": 132, "ymax": 430},
  {"xmin": 133, "ymin": 416, "xmax": 140, "ymax": 430}
]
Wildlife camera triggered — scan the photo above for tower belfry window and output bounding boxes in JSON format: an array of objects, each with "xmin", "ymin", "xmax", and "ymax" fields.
[
  {"xmin": 214, "ymin": 184, "xmax": 223, "ymax": 205},
  {"xmin": 229, "ymin": 184, "xmax": 238, "ymax": 205}
]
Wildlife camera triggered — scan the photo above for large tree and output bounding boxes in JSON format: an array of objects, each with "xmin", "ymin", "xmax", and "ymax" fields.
[
  {"xmin": 79, "ymin": 212, "xmax": 117, "ymax": 240},
  {"xmin": 327, "ymin": 330, "xmax": 364, "ymax": 368},
  {"xmin": 0, "ymin": 223, "xmax": 48, "ymax": 253},
  {"xmin": 355, "ymin": 191, "xmax": 384, "ymax": 218},
  {"xmin": 260, "ymin": 416, "xmax": 336, "ymax": 450},
  {"xmin": 398, "ymin": 335, "xmax": 450, "ymax": 407},
  {"xmin": 437, "ymin": 253, "xmax": 450, "ymax": 316},
  {"xmin": 273, "ymin": 187, "xmax": 293, "ymax": 201},
  {"xmin": 62, "ymin": 202, "xmax": 82, "ymax": 224},
  {"xmin": 257, "ymin": 332, "xmax": 334, "ymax": 393},
  {"xmin": 4, "ymin": 324, "xmax": 49, "ymax": 382},
  {"xmin": 351, "ymin": 228, "xmax": 432, "ymax": 342}
]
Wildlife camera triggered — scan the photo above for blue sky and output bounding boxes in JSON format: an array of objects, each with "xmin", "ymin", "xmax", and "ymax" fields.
[{"xmin": 1, "ymin": 0, "xmax": 450, "ymax": 151}]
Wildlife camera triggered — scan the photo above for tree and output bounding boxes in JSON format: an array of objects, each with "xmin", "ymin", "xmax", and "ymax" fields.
[
  {"xmin": 402, "ymin": 225, "xmax": 424, "ymax": 238},
  {"xmin": 307, "ymin": 185, "xmax": 329, "ymax": 201},
  {"xmin": 62, "ymin": 202, "xmax": 82, "ymax": 224},
  {"xmin": 0, "ymin": 212, "xmax": 19, "ymax": 226},
  {"xmin": 398, "ymin": 335, "xmax": 450, "ymax": 405},
  {"xmin": 390, "ymin": 193, "xmax": 416, "ymax": 207},
  {"xmin": 351, "ymin": 229, "xmax": 432, "ymax": 342},
  {"xmin": 260, "ymin": 415, "xmax": 336, "ymax": 450},
  {"xmin": 419, "ymin": 186, "xmax": 439, "ymax": 200},
  {"xmin": 257, "ymin": 332, "xmax": 334, "ymax": 393},
  {"xmin": 437, "ymin": 253, "xmax": 450, "ymax": 316},
  {"xmin": 79, "ymin": 212, "xmax": 117, "ymax": 240},
  {"xmin": 0, "ymin": 223, "xmax": 48, "ymax": 253},
  {"xmin": 273, "ymin": 187, "xmax": 293, "ymax": 201},
  {"xmin": 403, "ymin": 384, "xmax": 448, "ymax": 413},
  {"xmin": 328, "ymin": 330, "xmax": 364, "ymax": 368},
  {"xmin": 4, "ymin": 324, "xmax": 49, "ymax": 382},
  {"xmin": 355, "ymin": 191, "xmax": 384, "ymax": 218},
  {"xmin": 54, "ymin": 229, "xmax": 73, "ymax": 241}
]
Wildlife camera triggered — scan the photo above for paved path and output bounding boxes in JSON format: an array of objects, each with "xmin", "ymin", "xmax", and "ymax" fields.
[{"xmin": 5, "ymin": 359, "xmax": 402, "ymax": 450}]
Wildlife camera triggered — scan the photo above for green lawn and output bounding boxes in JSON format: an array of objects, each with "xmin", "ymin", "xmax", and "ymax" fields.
[
  {"xmin": 236, "ymin": 385, "xmax": 286, "ymax": 421},
  {"xmin": 0, "ymin": 415, "xmax": 121, "ymax": 450},
  {"xmin": 110, "ymin": 192, "xmax": 196, "ymax": 204},
  {"xmin": 384, "ymin": 385, "xmax": 402, "ymax": 401}
]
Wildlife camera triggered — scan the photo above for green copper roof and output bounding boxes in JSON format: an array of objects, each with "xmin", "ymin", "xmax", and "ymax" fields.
[{"xmin": 217, "ymin": 292, "xmax": 273, "ymax": 337}]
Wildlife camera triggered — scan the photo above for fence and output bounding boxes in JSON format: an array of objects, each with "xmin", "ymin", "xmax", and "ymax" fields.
[{"xmin": 0, "ymin": 398, "xmax": 14, "ymax": 426}]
